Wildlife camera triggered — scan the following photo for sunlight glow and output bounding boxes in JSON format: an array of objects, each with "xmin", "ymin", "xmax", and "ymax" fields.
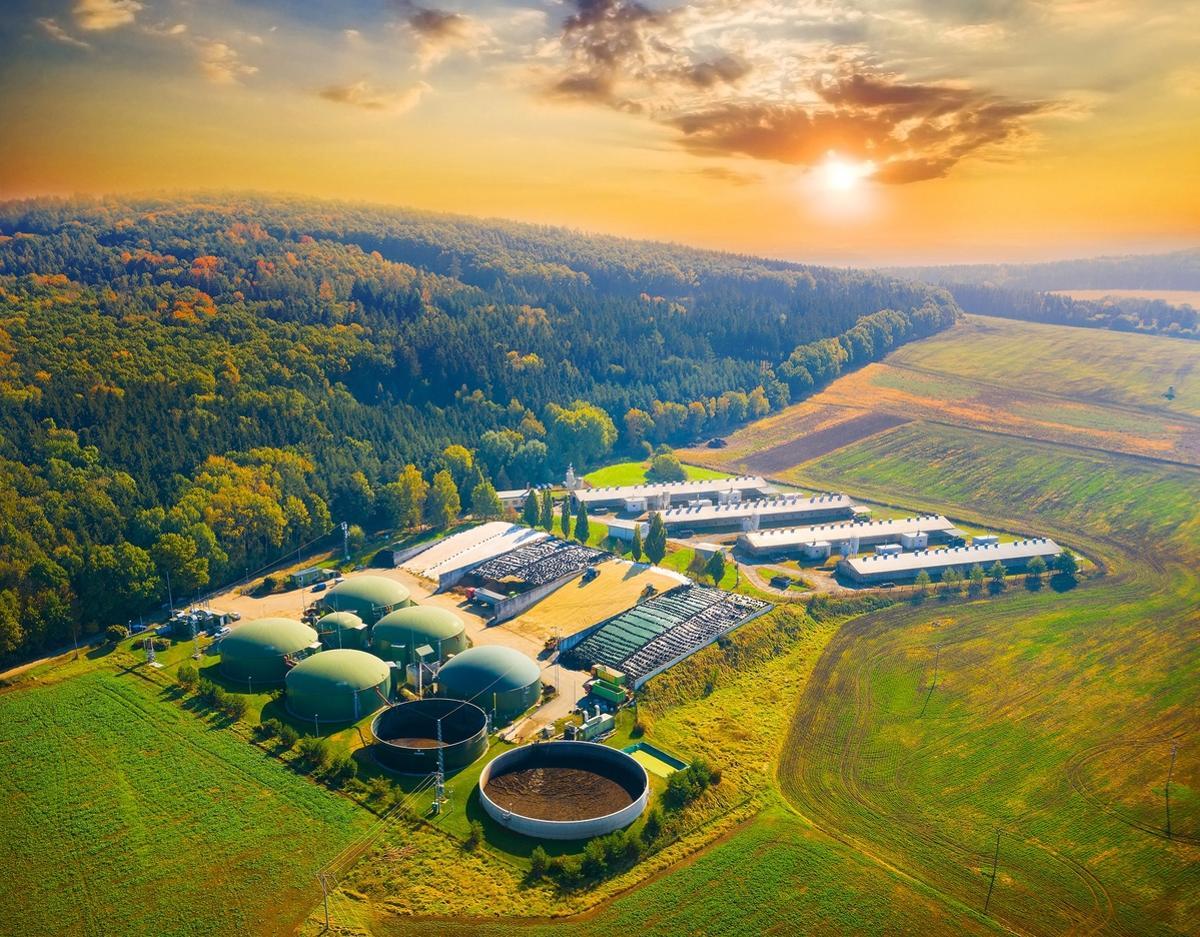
[{"xmin": 820, "ymin": 154, "xmax": 876, "ymax": 192}]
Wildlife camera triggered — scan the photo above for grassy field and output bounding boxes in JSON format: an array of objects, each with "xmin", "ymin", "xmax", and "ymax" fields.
[
  {"xmin": 0, "ymin": 667, "xmax": 371, "ymax": 937},
  {"xmin": 584, "ymin": 460, "xmax": 732, "ymax": 488},
  {"xmin": 681, "ymin": 315, "xmax": 1200, "ymax": 468},
  {"xmin": 777, "ymin": 424, "xmax": 1200, "ymax": 936}
]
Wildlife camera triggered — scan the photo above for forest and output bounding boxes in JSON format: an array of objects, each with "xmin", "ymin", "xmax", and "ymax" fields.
[
  {"xmin": 0, "ymin": 194, "xmax": 958, "ymax": 660},
  {"xmin": 889, "ymin": 250, "xmax": 1200, "ymax": 338}
]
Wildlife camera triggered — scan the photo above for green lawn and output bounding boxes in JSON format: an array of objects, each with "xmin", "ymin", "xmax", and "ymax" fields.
[
  {"xmin": 584, "ymin": 460, "xmax": 732, "ymax": 488},
  {"xmin": 0, "ymin": 668, "xmax": 371, "ymax": 937}
]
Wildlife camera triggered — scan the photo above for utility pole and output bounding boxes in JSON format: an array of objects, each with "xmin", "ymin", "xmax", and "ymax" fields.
[
  {"xmin": 983, "ymin": 829, "xmax": 1000, "ymax": 915},
  {"xmin": 316, "ymin": 872, "xmax": 330, "ymax": 931},
  {"xmin": 165, "ymin": 568, "xmax": 174, "ymax": 617},
  {"xmin": 433, "ymin": 716, "xmax": 445, "ymax": 815},
  {"xmin": 190, "ymin": 616, "xmax": 201, "ymax": 661},
  {"xmin": 1166, "ymin": 743, "xmax": 1178, "ymax": 838},
  {"xmin": 341, "ymin": 521, "xmax": 349, "ymax": 561}
]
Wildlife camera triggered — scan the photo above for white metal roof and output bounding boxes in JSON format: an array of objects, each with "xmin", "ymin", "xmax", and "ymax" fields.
[
  {"xmin": 573, "ymin": 474, "xmax": 772, "ymax": 504},
  {"xmin": 840, "ymin": 538, "xmax": 1061, "ymax": 576},
  {"xmin": 741, "ymin": 515, "xmax": 955, "ymax": 549},
  {"xmin": 402, "ymin": 523, "xmax": 548, "ymax": 577},
  {"xmin": 660, "ymin": 493, "xmax": 857, "ymax": 526}
]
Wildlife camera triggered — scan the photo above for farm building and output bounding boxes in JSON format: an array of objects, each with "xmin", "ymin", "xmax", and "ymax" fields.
[
  {"xmin": 219, "ymin": 617, "xmax": 319, "ymax": 687},
  {"xmin": 496, "ymin": 488, "xmax": 534, "ymax": 511},
  {"xmin": 658, "ymin": 493, "xmax": 860, "ymax": 533},
  {"xmin": 437, "ymin": 645, "xmax": 542, "ymax": 723},
  {"xmin": 372, "ymin": 605, "xmax": 467, "ymax": 664},
  {"xmin": 400, "ymin": 522, "xmax": 549, "ymax": 590},
  {"xmin": 561, "ymin": 584, "xmax": 772, "ymax": 689},
  {"xmin": 317, "ymin": 575, "xmax": 411, "ymax": 625},
  {"xmin": 738, "ymin": 515, "xmax": 957, "ymax": 557},
  {"xmin": 838, "ymin": 538, "xmax": 1062, "ymax": 583},
  {"xmin": 464, "ymin": 537, "xmax": 608, "ymax": 623},
  {"xmin": 572, "ymin": 475, "xmax": 774, "ymax": 511},
  {"xmin": 605, "ymin": 517, "xmax": 649, "ymax": 542},
  {"xmin": 284, "ymin": 648, "xmax": 392, "ymax": 724},
  {"xmin": 315, "ymin": 611, "xmax": 367, "ymax": 651}
]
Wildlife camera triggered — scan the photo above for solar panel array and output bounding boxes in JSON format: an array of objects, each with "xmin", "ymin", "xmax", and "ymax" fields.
[
  {"xmin": 566, "ymin": 585, "xmax": 771, "ymax": 684},
  {"xmin": 470, "ymin": 537, "xmax": 607, "ymax": 587}
]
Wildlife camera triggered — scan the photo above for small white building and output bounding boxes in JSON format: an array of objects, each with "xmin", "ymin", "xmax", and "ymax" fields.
[
  {"xmin": 875, "ymin": 543, "xmax": 903, "ymax": 556},
  {"xmin": 606, "ymin": 517, "xmax": 650, "ymax": 543},
  {"xmin": 692, "ymin": 542, "xmax": 724, "ymax": 560},
  {"xmin": 972, "ymin": 534, "xmax": 1000, "ymax": 547},
  {"xmin": 900, "ymin": 531, "xmax": 929, "ymax": 550},
  {"xmin": 800, "ymin": 541, "xmax": 832, "ymax": 560}
]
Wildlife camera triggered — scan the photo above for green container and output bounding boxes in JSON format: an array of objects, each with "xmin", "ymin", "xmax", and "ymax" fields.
[
  {"xmin": 219, "ymin": 618, "xmax": 317, "ymax": 687},
  {"xmin": 373, "ymin": 605, "xmax": 467, "ymax": 664},
  {"xmin": 285, "ymin": 649, "xmax": 391, "ymax": 724},
  {"xmin": 318, "ymin": 575, "xmax": 411, "ymax": 625}
]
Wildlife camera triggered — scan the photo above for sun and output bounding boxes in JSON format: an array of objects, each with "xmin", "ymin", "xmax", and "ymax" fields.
[{"xmin": 820, "ymin": 153, "xmax": 876, "ymax": 192}]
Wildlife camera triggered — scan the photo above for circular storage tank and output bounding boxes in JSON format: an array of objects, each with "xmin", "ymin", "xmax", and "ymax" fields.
[
  {"xmin": 285, "ymin": 649, "xmax": 391, "ymax": 724},
  {"xmin": 219, "ymin": 617, "xmax": 317, "ymax": 687},
  {"xmin": 437, "ymin": 645, "xmax": 541, "ymax": 723},
  {"xmin": 316, "ymin": 611, "xmax": 368, "ymax": 651},
  {"xmin": 320, "ymin": 575, "xmax": 411, "ymax": 625},
  {"xmin": 479, "ymin": 741, "xmax": 649, "ymax": 840},
  {"xmin": 373, "ymin": 606, "xmax": 467, "ymax": 664},
  {"xmin": 371, "ymin": 698, "xmax": 488, "ymax": 774}
]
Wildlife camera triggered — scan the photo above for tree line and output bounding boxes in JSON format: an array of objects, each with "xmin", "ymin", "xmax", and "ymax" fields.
[{"xmin": 0, "ymin": 194, "xmax": 959, "ymax": 661}]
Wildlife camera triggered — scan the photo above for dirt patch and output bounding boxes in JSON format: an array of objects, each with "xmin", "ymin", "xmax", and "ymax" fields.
[
  {"xmin": 485, "ymin": 766, "xmax": 634, "ymax": 821},
  {"xmin": 743, "ymin": 411, "xmax": 911, "ymax": 474}
]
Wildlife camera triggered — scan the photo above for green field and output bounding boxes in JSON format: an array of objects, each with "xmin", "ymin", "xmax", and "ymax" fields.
[
  {"xmin": 895, "ymin": 315, "xmax": 1199, "ymax": 417},
  {"xmin": 0, "ymin": 669, "xmax": 370, "ymax": 937},
  {"xmin": 584, "ymin": 460, "xmax": 732, "ymax": 488}
]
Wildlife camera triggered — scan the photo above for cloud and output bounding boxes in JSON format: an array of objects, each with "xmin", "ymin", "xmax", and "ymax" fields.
[
  {"xmin": 73, "ymin": 0, "xmax": 142, "ymax": 32},
  {"xmin": 318, "ymin": 80, "xmax": 430, "ymax": 113},
  {"xmin": 536, "ymin": 0, "xmax": 1051, "ymax": 184},
  {"xmin": 693, "ymin": 166, "xmax": 760, "ymax": 185},
  {"xmin": 396, "ymin": 1, "xmax": 482, "ymax": 70},
  {"xmin": 38, "ymin": 17, "xmax": 91, "ymax": 49},
  {"xmin": 196, "ymin": 40, "xmax": 258, "ymax": 85},
  {"xmin": 143, "ymin": 21, "xmax": 188, "ymax": 38}
]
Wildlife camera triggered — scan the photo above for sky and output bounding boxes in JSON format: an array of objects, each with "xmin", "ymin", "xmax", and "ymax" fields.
[{"xmin": 1, "ymin": 0, "xmax": 1198, "ymax": 265}]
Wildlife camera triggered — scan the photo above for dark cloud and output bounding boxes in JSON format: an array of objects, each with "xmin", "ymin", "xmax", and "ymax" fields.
[
  {"xmin": 562, "ymin": 0, "xmax": 666, "ymax": 68},
  {"xmin": 400, "ymin": 3, "xmax": 470, "ymax": 41},
  {"xmin": 683, "ymin": 55, "xmax": 750, "ymax": 89}
]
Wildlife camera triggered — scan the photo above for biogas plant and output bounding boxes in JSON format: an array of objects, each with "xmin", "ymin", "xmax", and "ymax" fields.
[{"xmin": 203, "ymin": 518, "xmax": 776, "ymax": 847}]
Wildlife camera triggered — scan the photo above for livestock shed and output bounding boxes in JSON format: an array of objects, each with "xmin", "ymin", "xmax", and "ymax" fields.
[
  {"xmin": 315, "ymin": 611, "xmax": 367, "ymax": 651},
  {"xmin": 738, "ymin": 515, "xmax": 957, "ymax": 557},
  {"xmin": 658, "ymin": 493, "xmax": 860, "ymax": 533},
  {"xmin": 479, "ymin": 741, "xmax": 649, "ymax": 840},
  {"xmin": 372, "ymin": 605, "xmax": 467, "ymax": 664},
  {"xmin": 838, "ymin": 538, "xmax": 1062, "ymax": 583},
  {"xmin": 317, "ymin": 575, "xmax": 411, "ymax": 625},
  {"xmin": 467, "ymin": 537, "xmax": 607, "ymax": 592},
  {"xmin": 371, "ymin": 698, "xmax": 488, "ymax": 774},
  {"xmin": 219, "ymin": 617, "xmax": 318, "ymax": 687},
  {"xmin": 562, "ymin": 584, "xmax": 772, "ymax": 689},
  {"xmin": 437, "ymin": 645, "xmax": 542, "ymax": 723},
  {"xmin": 285, "ymin": 649, "xmax": 392, "ymax": 724},
  {"xmin": 572, "ymin": 475, "xmax": 773, "ymax": 511}
]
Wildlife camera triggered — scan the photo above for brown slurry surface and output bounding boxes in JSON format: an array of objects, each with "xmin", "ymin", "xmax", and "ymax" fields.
[
  {"xmin": 387, "ymin": 737, "xmax": 447, "ymax": 749},
  {"xmin": 741, "ymin": 411, "xmax": 911, "ymax": 474},
  {"xmin": 484, "ymin": 767, "xmax": 634, "ymax": 821}
]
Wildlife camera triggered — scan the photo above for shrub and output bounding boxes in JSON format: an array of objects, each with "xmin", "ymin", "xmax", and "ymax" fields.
[
  {"xmin": 326, "ymin": 754, "xmax": 357, "ymax": 787},
  {"xmin": 106, "ymin": 624, "xmax": 129, "ymax": 644},
  {"xmin": 277, "ymin": 724, "xmax": 300, "ymax": 750},
  {"xmin": 664, "ymin": 759, "xmax": 717, "ymax": 809},
  {"xmin": 363, "ymin": 776, "xmax": 393, "ymax": 805},
  {"xmin": 296, "ymin": 736, "xmax": 332, "ymax": 771},
  {"xmin": 529, "ymin": 845, "xmax": 550, "ymax": 879},
  {"xmin": 465, "ymin": 819, "xmax": 484, "ymax": 851},
  {"xmin": 220, "ymin": 694, "xmax": 248, "ymax": 720},
  {"xmin": 641, "ymin": 807, "xmax": 663, "ymax": 844},
  {"xmin": 195, "ymin": 679, "xmax": 221, "ymax": 706},
  {"xmin": 176, "ymin": 663, "xmax": 199, "ymax": 688},
  {"xmin": 581, "ymin": 838, "xmax": 607, "ymax": 877},
  {"xmin": 1056, "ymin": 549, "xmax": 1078, "ymax": 578},
  {"xmin": 255, "ymin": 718, "xmax": 281, "ymax": 740}
]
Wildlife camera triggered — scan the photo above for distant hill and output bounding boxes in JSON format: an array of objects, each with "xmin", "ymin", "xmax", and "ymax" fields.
[
  {"xmin": 0, "ymin": 194, "xmax": 957, "ymax": 661},
  {"xmin": 886, "ymin": 250, "xmax": 1199, "ymax": 338}
]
